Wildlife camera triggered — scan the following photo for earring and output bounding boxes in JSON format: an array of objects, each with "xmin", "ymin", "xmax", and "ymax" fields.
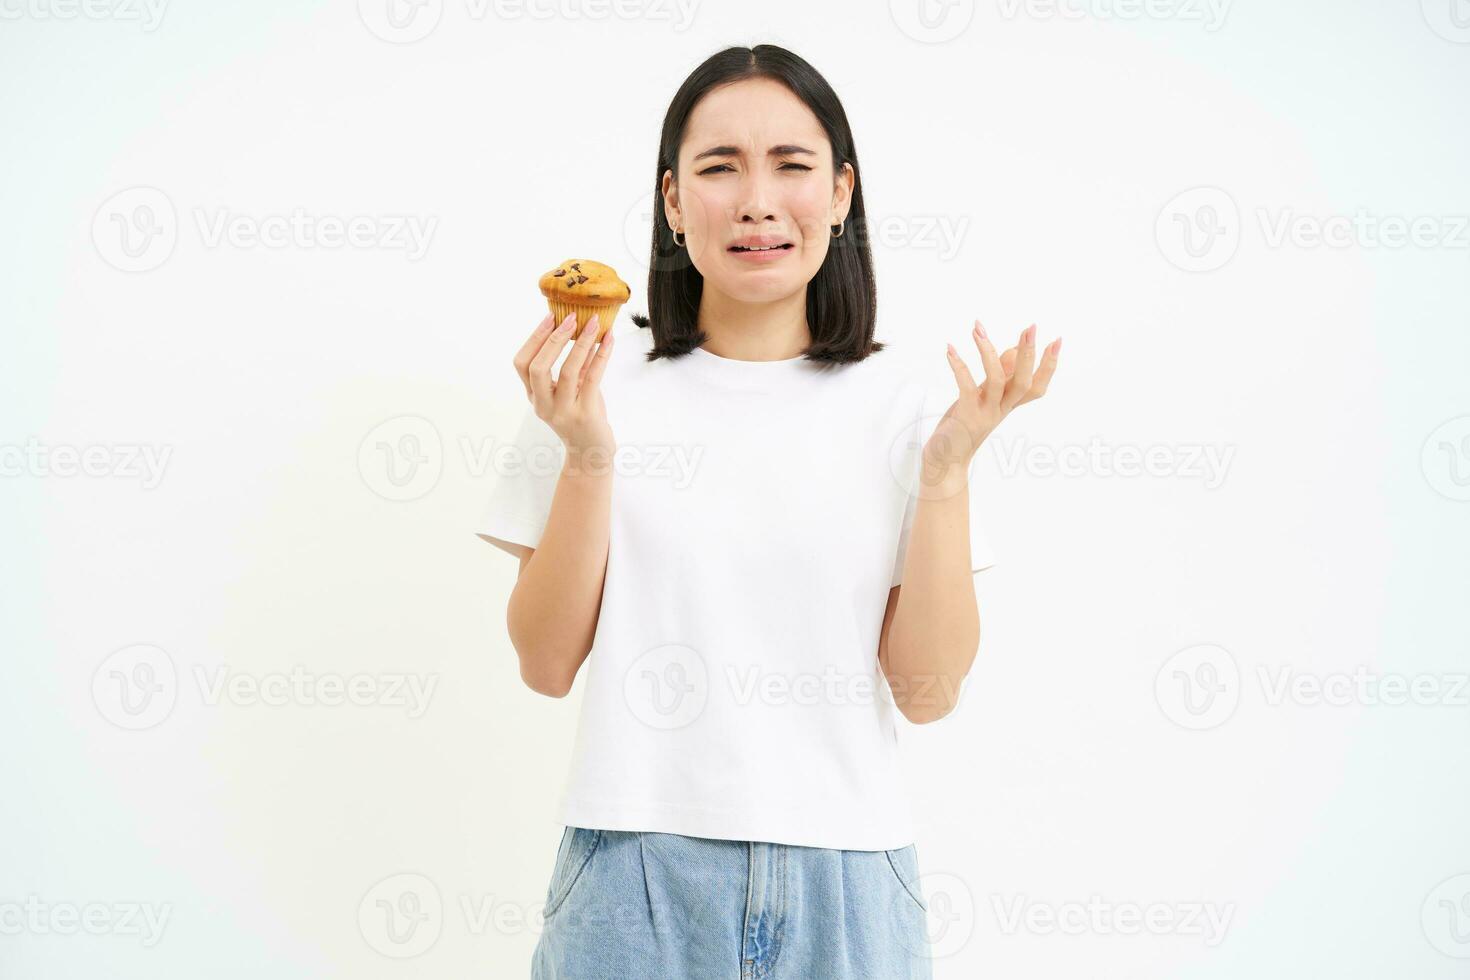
[
  {"xmin": 832, "ymin": 219, "xmax": 845, "ymax": 239},
  {"xmin": 672, "ymin": 229, "xmax": 686, "ymax": 247}
]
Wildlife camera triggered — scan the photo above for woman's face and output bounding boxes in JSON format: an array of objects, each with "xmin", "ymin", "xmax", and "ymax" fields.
[{"xmin": 662, "ymin": 77, "xmax": 853, "ymax": 304}]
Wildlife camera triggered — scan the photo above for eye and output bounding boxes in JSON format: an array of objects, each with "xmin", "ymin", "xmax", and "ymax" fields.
[{"xmin": 697, "ymin": 163, "xmax": 813, "ymax": 175}]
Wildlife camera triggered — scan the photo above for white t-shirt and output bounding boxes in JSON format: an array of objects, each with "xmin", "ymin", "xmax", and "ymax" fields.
[{"xmin": 475, "ymin": 327, "xmax": 997, "ymax": 851}]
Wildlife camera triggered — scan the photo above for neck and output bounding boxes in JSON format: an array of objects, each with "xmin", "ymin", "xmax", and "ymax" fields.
[{"xmin": 695, "ymin": 286, "xmax": 810, "ymax": 360}]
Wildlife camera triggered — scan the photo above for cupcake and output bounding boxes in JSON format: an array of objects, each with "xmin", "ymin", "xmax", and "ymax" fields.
[{"xmin": 538, "ymin": 259, "xmax": 629, "ymax": 343}]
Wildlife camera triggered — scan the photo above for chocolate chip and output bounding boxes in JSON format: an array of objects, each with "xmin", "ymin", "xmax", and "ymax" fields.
[{"xmin": 553, "ymin": 268, "xmax": 566, "ymax": 276}]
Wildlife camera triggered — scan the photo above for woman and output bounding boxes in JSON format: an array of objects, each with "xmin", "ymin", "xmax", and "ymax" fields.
[{"xmin": 477, "ymin": 43, "xmax": 1059, "ymax": 979}]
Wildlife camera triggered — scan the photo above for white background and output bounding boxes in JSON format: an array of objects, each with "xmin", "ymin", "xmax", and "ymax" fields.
[{"xmin": 2, "ymin": 1, "xmax": 1468, "ymax": 977}]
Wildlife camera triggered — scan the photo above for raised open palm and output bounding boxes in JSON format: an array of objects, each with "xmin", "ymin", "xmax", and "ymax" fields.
[{"xmin": 928, "ymin": 320, "xmax": 1061, "ymax": 470}]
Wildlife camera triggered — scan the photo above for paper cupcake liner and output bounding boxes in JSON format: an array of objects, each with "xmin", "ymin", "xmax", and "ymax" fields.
[{"xmin": 547, "ymin": 300, "xmax": 623, "ymax": 343}]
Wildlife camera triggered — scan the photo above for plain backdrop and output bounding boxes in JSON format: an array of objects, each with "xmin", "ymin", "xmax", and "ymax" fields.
[{"xmin": 2, "ymin": 1, "xmax": 1468, "ymax": 977}]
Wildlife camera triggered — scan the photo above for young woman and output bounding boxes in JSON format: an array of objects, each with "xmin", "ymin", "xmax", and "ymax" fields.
[{"xmin": 477, "ymin": 44, "xmax": 1059, "ymax": 979}]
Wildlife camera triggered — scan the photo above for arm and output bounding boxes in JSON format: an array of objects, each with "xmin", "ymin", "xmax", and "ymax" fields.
[
  {"xmin": 505, "ymin": 465, "xmax": 611, "ymax": 698},
  {"xmin": 879, "ymin": 320, "xmax": 1060, "ymax": 724},
  {"xmin": 879, "ymin": 465, "xmax": 981, "ymax": 725},
  {"xmin": 502, "ymin": 311, "xmax": 617, "ymax": 698}
]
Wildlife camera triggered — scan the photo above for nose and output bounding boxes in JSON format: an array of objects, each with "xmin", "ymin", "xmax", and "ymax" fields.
[{"xmin": 734, "ymin": 167, "xmax": 778, "ymax": 226}]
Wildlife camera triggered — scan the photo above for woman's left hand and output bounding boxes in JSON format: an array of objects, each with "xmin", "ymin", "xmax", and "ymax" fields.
[{"xmin": 926, "ymin": 320, "xmax": 1061, "ymax": 474}]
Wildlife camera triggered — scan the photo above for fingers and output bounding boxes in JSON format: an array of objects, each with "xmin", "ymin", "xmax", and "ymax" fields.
[
  {"xmin": 527, "ymin": 311, "xmax": 578, "ymax": 411},
  {"xmin": 1002, "ymin": 325, "xmax": 1037, "ymax": 411},
  {"xmin": 555, "ymin": 314, "xmax": 601, "ymax": 410},
  {"xmin": 970, "ymin": 320, "xmax": 1005, "ymax": 404},
  {"xmin": 514, "ymin": 312, "xmax": 558, "ymax": 398},
  {"xmin": 581, "ymin": 325, "xmax": 615, "ymax": 392},
  {"xmin": 945, "ymin": 330, "xmax": 980, "ymax": 395},
  {"xmin": 1021, "ymin": 337, "xmax": 1061, "ymax": 404}
]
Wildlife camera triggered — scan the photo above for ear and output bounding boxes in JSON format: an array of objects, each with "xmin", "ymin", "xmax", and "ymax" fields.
[
  {"xmin": 832, "ymin": 161, "xmax": 855, "ymax": 226},
  {"xmin": 661, "ymin": 169, "xmax": 681, "ymax": 231}
]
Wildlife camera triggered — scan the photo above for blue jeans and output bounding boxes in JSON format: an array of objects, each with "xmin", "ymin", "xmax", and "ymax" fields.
[{"xmin": 531, "ymin": 827, "xmax": 935, "ymax": 979}]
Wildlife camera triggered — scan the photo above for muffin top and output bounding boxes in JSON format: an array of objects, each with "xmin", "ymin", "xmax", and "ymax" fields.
[{"xmin": 538, "ymin": 259, "xmax": 631, "ymax": 304}]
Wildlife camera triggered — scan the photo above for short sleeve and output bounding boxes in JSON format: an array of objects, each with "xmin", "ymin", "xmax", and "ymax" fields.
[
  {"xmin": 474, "ymin": 404, "xmax": 565, "ymax": 558},
  {"xmin": 890, "ymin": 384, "xmax": 999, "ymax": 587}
]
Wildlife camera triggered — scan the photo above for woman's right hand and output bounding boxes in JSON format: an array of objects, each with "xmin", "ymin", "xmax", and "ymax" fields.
[{"xmin": 513, "ymin": 311, "xmax": 616, "ymax": 461}]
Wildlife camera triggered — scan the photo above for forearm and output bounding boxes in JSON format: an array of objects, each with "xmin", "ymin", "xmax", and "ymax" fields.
[
  {"xmin": 507, "ymin": 465, "xmax": 612, "ymax": 697},
  {"xmin": 885, "ymin": 463, "xmax": 982, "ymax": 723}
]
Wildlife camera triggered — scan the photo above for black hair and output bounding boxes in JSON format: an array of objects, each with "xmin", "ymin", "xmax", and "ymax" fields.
[{"xmin": 629, "ymin": 44, "xmax": 884, "ymax": 364}]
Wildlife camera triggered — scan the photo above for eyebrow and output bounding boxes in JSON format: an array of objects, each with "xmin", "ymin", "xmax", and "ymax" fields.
[{"xmin": 691, "ymin": 144, "xmax": 817, "ymax": 161}]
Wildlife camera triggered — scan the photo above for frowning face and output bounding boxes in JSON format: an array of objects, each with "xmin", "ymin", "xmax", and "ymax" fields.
[{"xmin": 662, "ymin": 77, "xmax": 853, "ymax": 304}]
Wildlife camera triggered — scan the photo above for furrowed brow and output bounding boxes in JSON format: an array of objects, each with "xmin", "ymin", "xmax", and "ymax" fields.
[{"xmin": 691, "ymin": 144, "xmax": 818, "ymax": 161}]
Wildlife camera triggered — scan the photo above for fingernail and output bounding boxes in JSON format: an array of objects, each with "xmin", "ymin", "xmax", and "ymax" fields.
[
  {"xmin": 946, "ymin": 343, "xmax": 955, "ymax": 356},
  {"xmin": 976, "ymin": 322, "xmax": 988, "ymax": 341}
]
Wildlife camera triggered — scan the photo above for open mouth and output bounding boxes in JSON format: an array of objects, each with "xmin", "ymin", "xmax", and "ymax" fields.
[{"xmin": 729, "ymin": 243, "xmax": 794, "ymax": 253}]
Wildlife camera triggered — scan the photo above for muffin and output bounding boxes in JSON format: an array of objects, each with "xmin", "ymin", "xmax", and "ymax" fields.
[{"xmin": 538, "ymin": 259, "xmax": 630, "ymax": 343}]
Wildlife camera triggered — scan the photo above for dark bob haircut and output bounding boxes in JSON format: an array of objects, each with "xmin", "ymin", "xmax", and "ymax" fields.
[{"xmin": 630, "ymin": 44, "xmax": 885, "ymax": 365}]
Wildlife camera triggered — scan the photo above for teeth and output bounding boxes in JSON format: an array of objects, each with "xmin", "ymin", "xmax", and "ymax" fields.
[{"xmin": 735, "ymin": 244, "xmax": 786, "ymax": 251}]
